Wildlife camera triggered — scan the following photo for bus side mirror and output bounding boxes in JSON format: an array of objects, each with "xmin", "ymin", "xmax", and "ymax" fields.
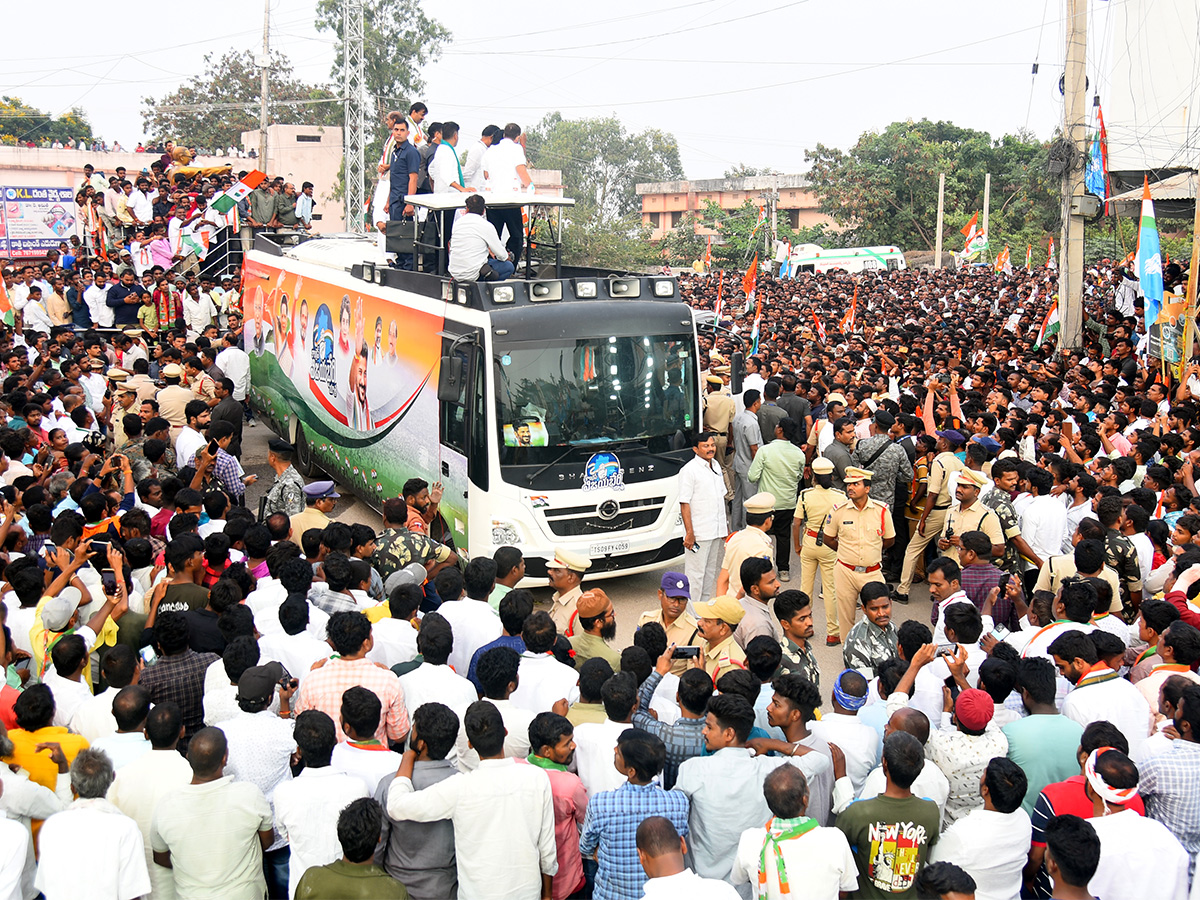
[
  {"xmin": 731, "ymin": 350, "xmax": 744, "ymax": 396},
  {"xmin": 438, "ymin": 356, "xmax": 464, "ymax": 403}
]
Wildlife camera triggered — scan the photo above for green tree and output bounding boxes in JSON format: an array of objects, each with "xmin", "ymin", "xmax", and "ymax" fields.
[
  {"xmin": 526, "ymin": 113, "xmax": 684, "ymax": 222},
  {"xmin": 558, "ymin": 212, "xmax": 657, "ymax": 271},
  {"xmin": 657, "ymin": 212, "xmax": 708, "ymax": 266},
  {"xmin": 723, "ymin": 164, "xmax": 780, "ymax": 178},
  {"xmin": 141, "ymin": 50, "xmax": 340, "ymax": 151},
  {"xmin": 315, "ymin": 0, "xmax": 449, "ymax": 109},
  {"xmin": 805, "ymin": 119, "xmax": 1060, "ymax": 253},
  {"xmin": 0, "ymin": 97, "xmax": 92, "ymax": 145}
]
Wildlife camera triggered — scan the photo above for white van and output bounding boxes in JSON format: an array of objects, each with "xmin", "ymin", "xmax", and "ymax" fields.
[{"xmin": 787, "ymin": 244, "xmax": 906, "ymax": 275}]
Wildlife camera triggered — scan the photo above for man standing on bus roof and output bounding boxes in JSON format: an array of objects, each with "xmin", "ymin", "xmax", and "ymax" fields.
[
  {"xmin": 482, "ymin": 123, "xmax": 533, "ymax": 263},
  {"xmin": 263, "ymin": 438, "xmax": 306, "ymax": 517},
  {"xmin": 402, "ymin": 478, "xmax": 444, "ymax": 537},
  {"xmin": 546, "ymin": 548, "xmax": 591, "ymax": 637},
  {"xmin": 387, "ymin": 119, "xmax": 420, "ymax": 272}
]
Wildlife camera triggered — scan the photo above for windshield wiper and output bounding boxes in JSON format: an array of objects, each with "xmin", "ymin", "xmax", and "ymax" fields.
[
  {"xmin": 524, "ymin": 445, "xmax": 579, "ymax": 483},
  {"xmin": 607, "ymin": 440, "xmax": 684, "ymax": 467}
]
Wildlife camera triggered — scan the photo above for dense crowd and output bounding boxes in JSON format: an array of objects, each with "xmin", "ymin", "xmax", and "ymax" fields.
[
  {"xmin": 2, "ymin": 143, "xmax": 1200, "ymax": 900},
  {"xmin": 69, "ymin": 145, "xmax": 314, "ymax": 271}
]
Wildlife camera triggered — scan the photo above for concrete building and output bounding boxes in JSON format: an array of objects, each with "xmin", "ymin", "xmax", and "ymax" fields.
[
  {"xmin": 240, "ymin": 124, "xmax": 344, "ymax": 231},
  {"xmin": 635, "ymin": 174, "xmax": 836, "ymax": 240}
]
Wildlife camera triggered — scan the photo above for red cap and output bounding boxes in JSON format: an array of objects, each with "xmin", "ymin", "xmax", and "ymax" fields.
[{"xmin": 954, "ymin": 688, "xmax": 994, "ymax": 731}]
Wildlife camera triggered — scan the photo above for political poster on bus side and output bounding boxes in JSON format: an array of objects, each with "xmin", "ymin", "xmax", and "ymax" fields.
[{"xmin": 1, "ymin": 186, "xmax": 77, "ymax": 259}]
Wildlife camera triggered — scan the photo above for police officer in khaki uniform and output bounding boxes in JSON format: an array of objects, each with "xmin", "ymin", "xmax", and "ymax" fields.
[
  {"xmin": 692, "ymin": 594, "xmax": 748, "ymax": 680},
  {"xmin": 937, "ymin": 467, "xmax": 1005, "ymax": 565},
  {"xmin": 546, "ymin": 547, "xmax": 592, "ymax": 637},
  {"xmin": 715, "ymin": 492, "xmax": 776, "ymax": 596},
  {"xmin": 793, "ymin": 457, "xmax": 845, "ymax": 645},
  {"xmin": 702, "ymin": 374, "xmax": 736, "ymax": 499},
  {"xmin": 637, "ymin": 571, "xmax": 702, "ymax": 676},
  {"xmin": 896, "ymin": 429, "xmax": 965, "ymax": 603},
  {"xmin": 823, "ymin": 466, "xmax": 896, "ymax": 643}
]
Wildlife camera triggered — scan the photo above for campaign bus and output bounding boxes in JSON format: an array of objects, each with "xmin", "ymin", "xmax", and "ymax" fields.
[{"xmin": 246, "ymin": 196, "xmax": 700, "ymax": 580}]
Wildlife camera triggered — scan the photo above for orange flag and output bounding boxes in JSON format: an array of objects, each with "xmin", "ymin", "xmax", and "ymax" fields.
[{"xmin": 742, "ymin": 254, "xmax": 758, "ymax": 298}]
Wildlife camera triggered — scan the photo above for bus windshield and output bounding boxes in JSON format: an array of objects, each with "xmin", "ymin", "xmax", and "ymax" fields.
[{"xmin": 494, "ymin": 332, "xmax": 697, "ymax": 461}]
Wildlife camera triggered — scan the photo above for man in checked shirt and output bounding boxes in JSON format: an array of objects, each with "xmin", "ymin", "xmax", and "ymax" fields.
[{"xmin": 294, "ymin": 611, "xmax": 410, "ymax": 746}]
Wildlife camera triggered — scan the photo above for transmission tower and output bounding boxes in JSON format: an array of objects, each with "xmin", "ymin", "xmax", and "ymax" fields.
[{"xmin": 343, "ymin": 0, "xmax": 366, "ymax": 233}]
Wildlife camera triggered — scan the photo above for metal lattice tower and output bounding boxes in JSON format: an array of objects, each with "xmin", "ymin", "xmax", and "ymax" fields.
[{"xmin": 343, "ymin": 0, "xmax": 366, "ymax": 233}]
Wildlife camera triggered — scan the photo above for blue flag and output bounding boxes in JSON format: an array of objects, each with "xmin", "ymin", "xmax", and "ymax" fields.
[
  {"xmin": 1136, "ymin": 177, "xmax": 1164, "ymax": 341},
  {"xmin": 1085, "ymin": 133, "xmax": 1106, "ymax": 198}
]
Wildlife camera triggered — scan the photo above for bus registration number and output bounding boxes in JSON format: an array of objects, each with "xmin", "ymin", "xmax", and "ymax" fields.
[{"xmin": 589, "ymin": 541, "xmax": 629, "ymax": 557}]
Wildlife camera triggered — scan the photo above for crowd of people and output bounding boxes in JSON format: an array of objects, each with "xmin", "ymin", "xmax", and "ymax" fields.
[
  {"xmin": 69, "ymin": 150, "xmax": 315, "ymax": 266},
  {"xmin": 11, "ymin": 138, "xmax": 256, "ymax": 158},
  {"xmin": 1, "ymin": 158, "xmax": 1200, "ymax": 900}
]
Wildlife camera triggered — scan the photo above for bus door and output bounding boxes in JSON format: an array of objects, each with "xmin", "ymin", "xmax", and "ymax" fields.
[{"xmin": 437, "ymin": 331, "xmax": 486, "ymax": 553}]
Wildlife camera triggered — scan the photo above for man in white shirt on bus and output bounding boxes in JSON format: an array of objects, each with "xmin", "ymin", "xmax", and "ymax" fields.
[
  {"xmin": 448, "ymin": 194, "xmax": 514, "ymax": 283},
  {"xmin": 462, "ymin": 125, "xmax": 499, "ymax": 192},
  {"xmin": 482, "ymin": 122, "xmax": 533, "ymax": 263},
  {"xmin": 428, "ymin": 122, "xmax": 475, "ymax": 255}
]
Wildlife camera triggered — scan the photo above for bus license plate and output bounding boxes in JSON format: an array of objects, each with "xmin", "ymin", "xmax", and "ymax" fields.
[{"xmin": 589, "ymin": 541, "xmax": 629, "ymax": 556}]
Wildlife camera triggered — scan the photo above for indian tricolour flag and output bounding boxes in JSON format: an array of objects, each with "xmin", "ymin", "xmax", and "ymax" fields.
[
  {"xmin": 211, "ymin": 170, "xmax": 266, "ymax": 214},
  {"xmin": 1035, "ymin": 301, "xmax": 1060, "ymax": 348}
]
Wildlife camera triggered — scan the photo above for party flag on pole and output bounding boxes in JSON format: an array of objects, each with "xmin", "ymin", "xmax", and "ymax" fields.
[
  {"xmin": 1035, "ymin": 300, "xmax": 1060, "ymax": 348},
  {"xmin": 994, "ymin": 245, "xmax": 1012, "ymax": 274},
  {"xmin": 1047, "ymin": 236, "xmax": 1057, "ymax": 269},
  {"xmin": 713, "ymin": 270, "xmax": 724, "ymax": 322},
  {"xmin": 1025, "ymin": 243, "xmax": 1032, "ymax": 269},
  {"xmin": 840, "ymin": 285, "xmax": 858, "ymax": 334},
  {"xmin": 742, "ymin": 254, "xmax": 758, "ymax": 312},
  {"xmin": 812, "ymin": 310, "xmax": 826, "ymax": 344},
  {"xmin": 960, "ymin": 212, "xmax": 979, "ymax": 243},
  {"xmin": 1136, "ymin": 175, "xmax": 1164, "ymax": 341}
]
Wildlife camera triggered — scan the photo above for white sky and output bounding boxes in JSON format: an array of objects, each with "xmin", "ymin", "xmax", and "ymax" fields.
[{"xmin": 1, "ymin": 0, "xmax": 1133, "ymax": 179}]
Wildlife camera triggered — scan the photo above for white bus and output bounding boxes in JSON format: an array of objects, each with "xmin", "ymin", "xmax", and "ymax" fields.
[
  {"xmin": 245, "ymin": 196, "xmax": 700, "ymax": 580},
  {"xmin": 787, "ymin": 243, "xmax": 906, "ymax": 275}
]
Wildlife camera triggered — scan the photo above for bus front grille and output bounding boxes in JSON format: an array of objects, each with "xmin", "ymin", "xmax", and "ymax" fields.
[{"xmin": 542, "ymin": 496, "xmax": 667, "ymax": 536}]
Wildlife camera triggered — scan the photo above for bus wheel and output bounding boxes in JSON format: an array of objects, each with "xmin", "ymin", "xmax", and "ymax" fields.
[{"xmin": 294, "ymin": 425, "xmax": 316, "ymax": 477}]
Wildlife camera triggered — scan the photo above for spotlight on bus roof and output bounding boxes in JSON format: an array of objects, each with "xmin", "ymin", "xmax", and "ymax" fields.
[
  {"xmin": 653, "ymin": 280, "xmax": 674, "ymax": 297},
  {"xmin": 491, "ymin": 285, "xmax": 515, "ymax": 304},
  {"xmin": 573, "ymin": 280, "xmax": 598, "ymax": 299}
]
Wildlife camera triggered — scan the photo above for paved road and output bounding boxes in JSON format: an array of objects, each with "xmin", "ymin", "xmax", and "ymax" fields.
[{"xmin": 239, "ymin": 421, "xmax": 935, "ymax": 702}]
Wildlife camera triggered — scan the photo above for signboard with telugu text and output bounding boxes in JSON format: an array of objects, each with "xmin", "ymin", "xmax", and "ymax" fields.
[{"xmin": 1, "ymin": 186, "xmax": 77, "ymax": 259}]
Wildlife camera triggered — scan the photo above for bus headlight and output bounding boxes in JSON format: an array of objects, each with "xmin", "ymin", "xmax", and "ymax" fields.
[{"xmin": 492, "ymin": 522, "xmax": 521, "ymax": 545}]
